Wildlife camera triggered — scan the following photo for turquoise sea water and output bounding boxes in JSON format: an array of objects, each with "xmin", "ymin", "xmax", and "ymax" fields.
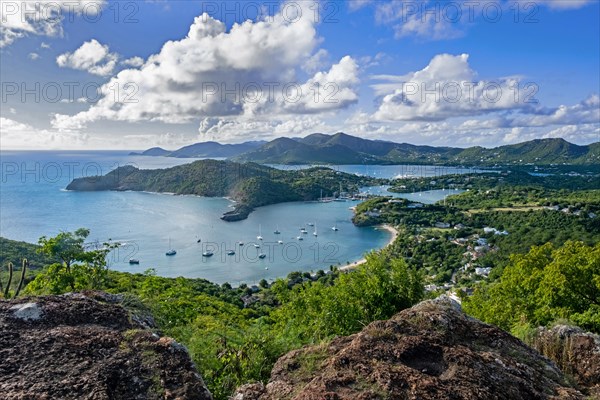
[{"xmin": 0, "ymin": 152, "xmax": 463, "ymax": 285}]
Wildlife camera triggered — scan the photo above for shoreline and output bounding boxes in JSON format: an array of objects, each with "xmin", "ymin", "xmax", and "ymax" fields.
[{"xmin": 339, "ymin": 224, "xmax": 399, "ymax": 272}]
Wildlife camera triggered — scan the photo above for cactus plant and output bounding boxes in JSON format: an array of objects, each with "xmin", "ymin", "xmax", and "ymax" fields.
[
  {"xmin": 0, "ymin": 260, "xmax": 28, "ymax": 299},
  {"xmin": 3, "ymin": 262, "xmax": 13, "ymax": 298},
  {"xmin": 14, "ymin": 259, "xmax": 28, "ymax": 298}
]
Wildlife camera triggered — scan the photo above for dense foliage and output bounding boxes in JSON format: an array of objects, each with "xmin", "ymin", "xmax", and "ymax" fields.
[
  {"xmin": 0, "ymin": 237, "xmax": 56, "ymax": 269},
  {"xmin": 1, "ymin": 237, "xmax": 56, "ymax": 297},
  {"xmin": 463, "ymin": 241, "xmax": 600, "ymax": 334},
  {"xmin": 271, "ymin": 253, "xmax": 423, "ymax": 343},
  {"xmin": 390, "ymin": 170, "xmax": 600, "ymax": 194}
]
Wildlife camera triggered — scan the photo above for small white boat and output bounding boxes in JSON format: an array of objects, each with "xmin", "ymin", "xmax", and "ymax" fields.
[
  {"xmin": 238, "ymin": 242, "xmax": 244, "ymax": 246},
  {"xmin": 226, "ymin": 250, "xmax": 235, "ymax": 256},
  {"xmin": 277, "ymin": 240, "xmax": 284, "ymax": 244},
  {"xmin": 254, "ymin": 244, "xmax": 261, "ymax": 248},
  {"xmin": 258, "ymin": 253, "xmax": 267, "ymax": 259},
  {"xmin": 202, "ymin": 251, "xmax": 214, "ymax": 257},
  {"xmin": 307, "ymin": 222, "xmax": 314, "ymax": 227},
  {"xmin": 313, "ymin": 222, "xmax": 318, "ymax": 237},
  {"xmin": 331, "ymin": 225, "xmax": 338, "ymax": 231},
  {"xmin": 274, "ymin": 225, "xmax": 281, "ymax": 234},
  {"xmin": 297, "ymin": 236, "xmax": 303, "ymax": 241}
]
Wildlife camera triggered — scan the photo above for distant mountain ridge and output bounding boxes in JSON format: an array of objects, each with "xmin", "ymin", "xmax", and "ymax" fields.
[
  {"xmin": 130, "ymin": 141, "xmax": 265, "ymax": 158},
  {"xmin": 132, "ymin": 134, "xmax": 599, "ymax": 165},
  {"xmin": 233, "ymin": 133, "xmax": 600, "ymax": 166}
]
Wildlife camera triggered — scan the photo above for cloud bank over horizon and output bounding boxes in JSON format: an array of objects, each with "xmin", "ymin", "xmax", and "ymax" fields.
[{"xmin": 1, "ymin": 0, "xmax": 598, "ymax": 149}]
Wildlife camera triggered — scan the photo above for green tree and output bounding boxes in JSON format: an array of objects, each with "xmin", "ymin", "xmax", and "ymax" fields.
[
  {"xmin": 27, "ymin": 229, "xmax": 117, "ymax": 294},
  {"xmin": 273, "ymin": 252, "xmax": 424, "ymax": 343},
  {"xmin": 463, "ymin": 241, "xmax": 600, "ymax": 334},
  {"xmin": 38, "ymin": 228, "xmax": 90, "ymax": 274}
]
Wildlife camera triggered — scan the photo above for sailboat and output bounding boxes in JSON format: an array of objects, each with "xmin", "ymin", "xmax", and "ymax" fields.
[
  {"xmin": 165, "ymin": 237, "xmax": 176, "ymax": 256},
  {"xmin": 313, "ymin": 222, "xmax": 318, "ymax": 237},
  {"xmin": 257, "ymin": 224, "xmax": 263, "ymax": 241},
  {"xmin": 334, "ymin": 182, "xmax": 346, "ymax": 201},
  {"xmin": 319, "ymin": 189, "xmax": 332, "ymax": 203},
  {"xmin": 331, "ymin": 224, "xmax": 338, "ymax": 231},
  {"xmin": 274, "ymin": 225, "xmax": 281, "ymax": 234}
]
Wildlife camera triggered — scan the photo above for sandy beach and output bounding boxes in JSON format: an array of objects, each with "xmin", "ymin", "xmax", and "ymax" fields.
[{"xmin": 340, "ymin": 224, "xmax": 399, "ymax": 272}]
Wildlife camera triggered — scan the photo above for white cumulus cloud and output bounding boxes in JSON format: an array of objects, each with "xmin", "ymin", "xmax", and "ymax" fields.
[
  {"xmin": 121, "ymin": 56, "xmax": 145, "ymax": 67},
  {"xmin": 371, "ymin": 53, "xmax": 531, "ymax": 122},
  {"xmin": 51, "ymin": 4, "xmax": 360, "ymax": 142},
  {"xmin": 56, "ymin": 39, "xmax": 118, "ymax": 76},
  {"xmin": 0, "ymin": 0, "xmax": 106, "ymax": 47}
]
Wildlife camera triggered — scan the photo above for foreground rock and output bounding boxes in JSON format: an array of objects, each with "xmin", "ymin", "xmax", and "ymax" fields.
[
  {"xmin": 0, "ymin": 291, "xmax": 212, "ymax": 400},
  {"xmin": 234, "ymin": 298, "xmax": 584, "ymax": 400},
  {"xmin": 529, "ymin": 325, "xmax": 600, "ymax": 397}
]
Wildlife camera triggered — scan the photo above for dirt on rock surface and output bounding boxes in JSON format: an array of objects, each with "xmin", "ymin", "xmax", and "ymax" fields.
[
  {"xmin": 0, "ymin": 291, "xmax": 213, "ymax": 400},
  {"xmin": 233, "ymin": 297, "xmax": 586, "ymax": 400}
]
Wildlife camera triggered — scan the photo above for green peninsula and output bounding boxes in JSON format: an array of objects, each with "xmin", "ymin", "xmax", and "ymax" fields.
[{"xmin": 66, "ymin": 160, "xmax": 383, "ymax": 221}]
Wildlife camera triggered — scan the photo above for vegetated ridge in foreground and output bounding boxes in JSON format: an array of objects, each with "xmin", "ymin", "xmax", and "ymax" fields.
[
  {"xmin": 66, "ymin": 159, "xmax": 383, "ymax": 221},
  {"xmin": 234, "ymin": 297, "xmax": 587, "ymax": 400},
  {"xmin": 3, "ymin": 227, "xmax": 600, "ymax": 399}
]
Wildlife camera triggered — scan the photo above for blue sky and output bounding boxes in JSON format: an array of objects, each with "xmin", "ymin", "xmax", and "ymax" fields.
[{"xmin": 1, "ymin": 0, "xmax": 598, "ymax": 149}]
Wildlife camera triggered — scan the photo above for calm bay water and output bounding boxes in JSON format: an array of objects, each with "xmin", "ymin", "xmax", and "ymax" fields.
[
  {"xmin": 363, "ymin": 186, "xmax": 466, "ymax": 203},
  {"xmin": 0, "ymin": 151, "xmax": 464, "ymax": 284},
  {"xmin": 268, "ymin": 164, "xmax": 492, "ymax": 179}
]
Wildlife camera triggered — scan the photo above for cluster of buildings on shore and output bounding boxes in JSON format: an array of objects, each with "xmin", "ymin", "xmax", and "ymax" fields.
[{"xmin": 423, "ymin": 225, "xmax": 511, "ymax": 299}]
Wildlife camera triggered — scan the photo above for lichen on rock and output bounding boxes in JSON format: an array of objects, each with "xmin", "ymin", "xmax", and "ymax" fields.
[
  {"xmin": 233, "ymin": 298, "xmax": 588, "ymax": 400},
  {"xmin": 0, "ymin": 292, "xmax": 213, "ymax": 400}
]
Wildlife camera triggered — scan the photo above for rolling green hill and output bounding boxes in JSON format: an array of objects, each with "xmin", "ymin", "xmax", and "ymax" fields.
[
  {"xmin": 234, "ymin": 137, "xmax": 378, "ymax": 164},
  {"xmin": 233, "ymin": 133, "xmax": 599, "ymax": 166},
  {"xmin": 130, "ymin": 141, "xmax": 264, "ymax": 158}
]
